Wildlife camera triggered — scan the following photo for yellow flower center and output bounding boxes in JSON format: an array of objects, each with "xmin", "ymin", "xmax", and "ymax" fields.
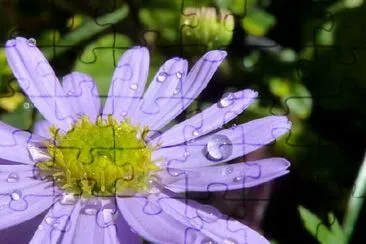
[{"xmin": 37, "ymin": 116, "xmax": 159, "ymax": 198}]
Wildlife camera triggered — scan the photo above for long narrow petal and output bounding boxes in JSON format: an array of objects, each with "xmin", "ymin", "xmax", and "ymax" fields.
[
  {"xmin": 0, "ymin": 121, "xmax": 42, "ymax": 164},
  {"xmin": 5, "ymin": 37, "xmax": 75, "ymax": 131},
  {"xmin": 156, "ymin": 191, "xmax": 270, "ymax": 244},
  {"xmin": 140, "ymin": 50, "xmax": 227, "ymax": 131},
  {"xmin": 153, "ymin": 89, "xmax": 258, "ymax": 146},
  {"xmin": 29, "ymin": 199, "xmax": 82, "ymax": 244},
  {"xmin": 130, "ymin": 57, "xmax": 188, "ymax": 126},
  {"xmin": 62, "ymin": 72, "xmax": 101, "ymax": 122},
  {"xmin": 117, "ymin": 196, "xmax": 206, "ymax": 244},
  {"xmin": 159, "ymin": 158, "xmax": 290, "ymax": 192},
  {"xmin": 0, "ymin": 179, "xmax": 56, "ymax": 230},
  {"xmin": 103, "ymin": 47, "xmax": 149, "ymax": 121},
  {"xmin": 153, "ymin": 115, "xmax": 292, "ymax": 168},
  {"xmin": 59, "ymin": 198, "xmax": 120, "ymax": 244}
]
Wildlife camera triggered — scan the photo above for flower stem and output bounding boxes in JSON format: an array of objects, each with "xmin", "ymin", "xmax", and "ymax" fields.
[{"xmin": 343, "ymin": 153, "xmax": 366, "ymax": 243}]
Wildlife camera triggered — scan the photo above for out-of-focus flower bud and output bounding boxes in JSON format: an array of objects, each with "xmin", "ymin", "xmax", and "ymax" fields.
[{"xmin": 181, "ymin": 7, "xmax": 234, "ymax": 49}]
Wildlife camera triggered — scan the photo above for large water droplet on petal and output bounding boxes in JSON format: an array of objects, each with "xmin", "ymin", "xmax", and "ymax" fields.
[
  {"xmin": 157, "ymin": 72, "xmax": 167, "ymax": 82},
  {"xmin": 205, "ymin": 135, "xmax": 232, "ymax": 161},
  {"xmin": 11, "ymin": 190, "xmax": 22, "ymax": 201},
  {"xmin": 7, "ymin": 172, "xmax": 19, "ymax": 183},
  {"xmin": 233, "ymin": 176, "xmax": 243, "ymax": 182},
  {"xmin": 217, "ymin": 92, "xmax": 235, "ymax": 108},
  {"xmin": 82, "ymin": 198, "xmax": 102, "ymax": 215}
]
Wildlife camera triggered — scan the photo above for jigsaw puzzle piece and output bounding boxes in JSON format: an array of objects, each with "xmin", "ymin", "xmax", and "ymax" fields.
[{"xmin": 153, "ymin": 115, "xmax": 291, "ymax": 169}]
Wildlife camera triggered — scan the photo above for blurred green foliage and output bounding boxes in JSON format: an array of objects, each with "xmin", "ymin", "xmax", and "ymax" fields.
[{"xmin": 0, "ymin": 0, "xmax": 365, "ymax": 243}]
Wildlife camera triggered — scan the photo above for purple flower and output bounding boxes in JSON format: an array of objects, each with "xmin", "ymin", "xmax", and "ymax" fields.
[{"xmin": 0, "ymin": 37, "xmax": 292, "ymax": 244}]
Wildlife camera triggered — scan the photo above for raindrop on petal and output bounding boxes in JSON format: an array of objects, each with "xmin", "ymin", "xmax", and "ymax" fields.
[
  {"xmin": 217, "ymin": 92, "xmax": 235, "ymax": 108},
  {"xmin": 233, "ymin": 176, "xmax": 243, "ymax": 183},
  {"xmin": 11, "ymin": 190, "xmax": 22, "ymax": 201},
  {"xmin": 205, "ymin": 135, "xmax": 232, "ymax": 161},
  {"xmin": 129, "ymin": 83, "xmax": 138, "ymax": 90},
  {"xmin": 27, "ymin": 38, "xmax": 37, "ymax": 46},
  {"xmin": 7, "ymin": 172, "xmax": 19, "ymax": 183},
  {"xmin": 37, "ymin": 224, "xmax": 44, "ymax": 230},
  {"xmin": 221, "ymin": 166, "xmax": 233, "ymax": 176},
  {"xmin": 176, "ymin": 72, "xmax": 182, "ymax": 79},
  {"xmin": 157, "ymin": 72, "xmax": 167, "ymax": 82},
  {"xmin": 45, "ymin": 216, "xmax": 54, "ymax": 225},
  {"xmin": 192, "ymin": 129, "xmax": 200, "ymax": 137},
  {"xmin": 82, "ymin": 198, "xmax": 102, "ymax": 215}
]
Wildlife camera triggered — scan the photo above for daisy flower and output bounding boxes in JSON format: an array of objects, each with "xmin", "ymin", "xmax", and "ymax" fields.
[{"xmin": 0, "ymin": 37, "xmax": 292, "ymax": 244}]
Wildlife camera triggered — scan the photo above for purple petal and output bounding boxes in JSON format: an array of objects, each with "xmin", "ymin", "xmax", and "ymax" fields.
[
  {"xmin": 62, "ymin": 72, "xmax": 101, "ymax": 122},
  {"xmin": 117, "ymin": 196, "xmax": 206, "ymax": 243},
  {"xmin": 60, "ymin": 198, "xmax": 120, "ymax": 244},
  {"xmin": 0, "ymin": 121, "xmax": 42, "ymax": 164},
  {"xmin": 29, "ymin": 199, "xmax": 81, "ymax": 244},
  {"xmin": 0, "ymin": 178, "xmax": 56, "ymax": 230},
  {"xmin": 130, "ymin": 57, "xmax": 188, "ymax": 126},
  {"xmin": 153, "ymin": 89, "xmax": 258, "ymax": 147},
  {"xmin": 103, "ymin": 47, "xmax": 150, "ymax": 121},
  {"xmin": 156, "ymin": 191, "xmax": 270, "ymax": 244},
  {"xmin": 153, "ymin": 115, "xmax": 292, "ymax": 168},
  {"xmin": 5, "ymin": 37, "xmax": 75, "ymax": 131},
  {"xmin": 33, "ymin": 120, "xmax": 51, "ymax": 139},
  {"xmin": 143, "ymin": 50, "xmax": 227, "ymax": 131},
  {"xmin": 159, "ymin": 158, "xmax": 290, "ymax": 192}
]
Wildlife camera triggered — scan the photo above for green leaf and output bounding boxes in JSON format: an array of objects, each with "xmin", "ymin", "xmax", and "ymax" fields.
[
  {"xmin": 73, "ymin": 34, "xmax": 132, "ymax": 104},
  {"xmin": 298, "ymin": 206, "xmax": 346, "ymax": 244},
  {"xmin": 1, "ymin": 100, "xmax": 33, "ymax": 130},
  {"xmin": 42, "ymin": 5, "xmax": 129, "ymax": 60}
]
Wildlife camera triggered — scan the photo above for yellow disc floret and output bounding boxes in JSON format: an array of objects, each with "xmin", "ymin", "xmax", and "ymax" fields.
[{"xmin": 37, "ymin": 115, "xmax": 159, "ymax": 198}]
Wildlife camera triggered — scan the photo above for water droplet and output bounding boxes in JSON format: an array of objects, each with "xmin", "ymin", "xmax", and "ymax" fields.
[
  {"xmin": 173, "ymin": 87, "xmax": 180, "ymax": 94},
  {"xmin": 37, "ymin": 224, "xmax": 44, "ymax": 230},
  {"xmin": 217, "ymin": 92, "xmax": 235, "ymax": 108},
  {"xmin": 223, "ymin": 238, "xmax": 238, "ymax": 244},
  {"xmin": 233, "ymin": 176, "xmax": 243, "ymax": 182},
  {"xmin": 67, "ymin": 90, "xmax": 74, "ymax": 95},
  {"xmin": 205, "ymin": 135, "xmax": 232, "ymax": 161},
  {"xmin": 176, "ymin": 72, "xmax": 182, "ymax": 79},
  {"xmin": 27, "ymin": 38, "xmax": 36, "ymax": 46},
  {"xmin": 101, "ymin": 203, "xmax": 118, "ymax": 222},
  {"xmin": 183, "ymin": 151, "xmax": 190, "ymax": 158},
  {"xmin": 221, "ymin": 166, "xmax": 233, "ymax": 176},
  {"xmin": 11, "ymin": 190, "xmax": 22, "ymax": 201},
  {"xmin": 121, "ymin": 111, "xmax": 127, "ymax": 117},
  {"xmin": 197, "ymin": 205, "xmax": 218, "ymax": 223},
  {"xmin": 146, "ymin": 176, "xmax": 161, "ymax": 194},
  {"xmin": 27, "ymin": 143, "xmax": 51, "ymax": 162},
  {"xmin": 82, "ymin": 198, "xmax": 102, "ymax": 215},
  {"xmin": 129, "ymin": 83, "xmax": 138, "ymax": 90},
  {"xmin": 201, "ymin": 237, "xmax": 217, "ymax": 244},
  {"xmin": 45, "ymin": 216, "xmax": 54, "ymax": 225},
  {"xmin": 60, "ymin": 193, "xmax": 78, "ymax": 205},
  {"xmin": 169, "ymin": 169, "xmax": 182, "ymax": 176},
  {"xmin": 192, "ymin": 129, "xmax": 200, "ymax": 137},
  {"xmin": 157, "ymin": 72, "xmax": 167, "ymax": 82},
  {"xmin": 7, "ymin": 172, "xmax": 19, "ymax": 183}
]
